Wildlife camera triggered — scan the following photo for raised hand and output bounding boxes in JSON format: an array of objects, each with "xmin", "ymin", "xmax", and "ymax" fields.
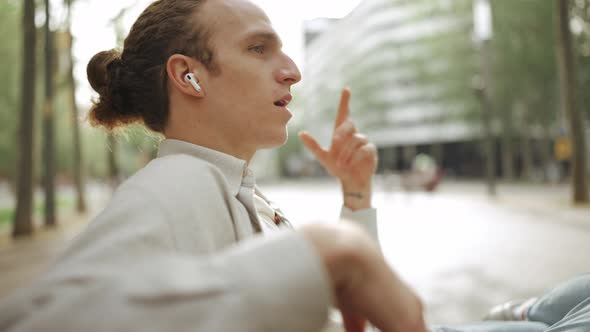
[{"xmin": 299, "ymin": 88, "xmax": 378, "ymax": 211}]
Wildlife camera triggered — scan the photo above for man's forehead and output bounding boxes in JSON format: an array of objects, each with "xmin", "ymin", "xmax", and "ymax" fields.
[
  {"xmin": 200, "ymin": 0, "xmax": 281, "ymax": 49},
  {"xmin": 202, "ymin": 0, "xmax": 271, "ymax": 29}
]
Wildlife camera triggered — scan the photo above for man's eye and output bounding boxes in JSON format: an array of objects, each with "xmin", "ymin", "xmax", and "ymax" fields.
[{"xmin": 250, "ymin": 45, "xmax": 265, "ymax": 54}]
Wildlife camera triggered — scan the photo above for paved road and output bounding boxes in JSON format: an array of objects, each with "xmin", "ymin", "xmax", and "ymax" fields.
[
  {"xmin": 264, "ymin": 178, "xmax": 590, "ymax": 326},
  {"xmin": 1, "ymin": 178, "xmax": 589, "ymax": 329}
]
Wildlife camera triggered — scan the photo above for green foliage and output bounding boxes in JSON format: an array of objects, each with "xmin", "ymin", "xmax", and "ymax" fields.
[
  {"xmin": 0, "ymin": 195, "xmax": 73, "ymax": 225},
  {"xmin": 67, "ymin": 123, "xmax": 160, "ymax": 179},
  {"xmin": 490, "ymin": 0, "xmax": 558, "ymax": 131},
  {"xmin": 0, "ymin": 1, "xmax": 22, "ymax": 179},
  {"xmin": 112, "ymin": 125, "xmax": 160, "ymax": 176},
  {"xmin": 0, "ymin": 0, "xmax": 161, "ymax": 187},
  {"xmin": 571, "ymin": 0, "xmax": 590, "ymax": 120},
  {"xmin": 0, "ymin": 208, "xmax": 13, "ymax": 225}
]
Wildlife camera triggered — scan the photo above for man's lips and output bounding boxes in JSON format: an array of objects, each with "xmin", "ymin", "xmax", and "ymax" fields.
[{"xmin": 274, "ymin": 94, "xmax": 293, "ymax": 107}]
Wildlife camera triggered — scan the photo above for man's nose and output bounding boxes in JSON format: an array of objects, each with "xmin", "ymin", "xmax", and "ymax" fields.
[{"xmin": 276, "ymin": 54, "xmax": 302, "ymax": 85}]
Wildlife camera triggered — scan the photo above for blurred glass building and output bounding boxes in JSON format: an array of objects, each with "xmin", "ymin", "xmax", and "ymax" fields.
[{"xmin": 299, "ymin": 0, "xmax": 492, "ymax": 177}]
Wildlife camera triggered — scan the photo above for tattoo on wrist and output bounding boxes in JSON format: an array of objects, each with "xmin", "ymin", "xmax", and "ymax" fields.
[{"xmin": 344, "ymin": 192, "xmax": 364, "ymax": 199}]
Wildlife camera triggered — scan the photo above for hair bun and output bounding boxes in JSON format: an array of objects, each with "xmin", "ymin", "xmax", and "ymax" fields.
[{"xmin": 87, "ymin": 49, "xmax": 122, "ymax": 94}]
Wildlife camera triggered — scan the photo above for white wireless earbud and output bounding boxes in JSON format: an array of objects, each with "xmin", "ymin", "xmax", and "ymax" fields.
[{"xmin": 184, "ymin": 73, "xmax": 202, "ymax": 92}]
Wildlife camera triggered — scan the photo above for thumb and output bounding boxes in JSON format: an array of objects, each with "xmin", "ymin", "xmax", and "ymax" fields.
[{"xmin": 298, "ymin": 131, "xmax": 328, "ymax": 163}]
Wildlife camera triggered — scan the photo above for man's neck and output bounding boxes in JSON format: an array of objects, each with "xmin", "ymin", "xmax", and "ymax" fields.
[
  {"xmin": 165, "ymin": 99, "xmax": 256, "ymax": 162},
  {"xmin": 163, "ymin": 132, "xmax": 255, "ymax": 162}
]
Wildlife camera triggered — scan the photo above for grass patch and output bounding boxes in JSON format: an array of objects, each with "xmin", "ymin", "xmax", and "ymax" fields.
[
  {"xmin": 0, "ymin": 209, "xmax": 13, "ymax": 225},
  {"xmin": 0, "ymin": 197, "xmax": 75, "ymax": 226}
]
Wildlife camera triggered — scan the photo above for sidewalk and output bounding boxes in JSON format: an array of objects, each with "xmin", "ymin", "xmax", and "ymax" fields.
[
  {"xmin": 435, "ymin": 180, "xmax": 590, "ymax": 229},
  {"xmin": 0, "ymin": 212, "xmax": 91, "ymax": 298},
  {"xmin": 371, "ymin": 178, "xmax": 590, "ymax": 326},
  {"xmin": 0, "ymin": 184, "xmax": 109, "ymax": 298}
]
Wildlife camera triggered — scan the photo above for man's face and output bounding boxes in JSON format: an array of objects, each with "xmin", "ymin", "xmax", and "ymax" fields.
[{"xmin": 198, "ymin": 0, "xmax": 301, "ymax": 155}]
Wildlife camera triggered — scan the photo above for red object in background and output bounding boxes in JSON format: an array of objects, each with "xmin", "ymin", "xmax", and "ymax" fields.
[{"xmin": 424, "ymin": 168, "xmax": 444, "ymax": 192}]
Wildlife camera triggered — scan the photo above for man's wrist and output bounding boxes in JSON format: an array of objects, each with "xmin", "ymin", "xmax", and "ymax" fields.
[{"xmin": 341, "ymin": 181, "xmax": 372, "ymax": 211}]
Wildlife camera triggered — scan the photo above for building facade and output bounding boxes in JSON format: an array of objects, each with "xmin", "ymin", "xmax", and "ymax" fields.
[{"xmin": 299, "ymin": 0, "xmax": 491, "ymax": 176}]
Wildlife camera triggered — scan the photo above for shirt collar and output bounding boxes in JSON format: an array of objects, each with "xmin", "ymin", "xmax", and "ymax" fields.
[{"xmin": 157, "ymin": 139, "xmax": 251, "ymax": 197}]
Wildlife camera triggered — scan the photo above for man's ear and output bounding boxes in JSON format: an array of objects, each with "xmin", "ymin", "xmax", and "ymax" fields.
[{"xmin": 166, "ymin": 54, "xmax": 205, "ymax": 97}]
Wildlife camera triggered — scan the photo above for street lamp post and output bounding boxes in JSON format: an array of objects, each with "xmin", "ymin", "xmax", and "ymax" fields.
[{"xmin": 473, "ymin": 0, "xmax": 496, "ymax": 196}]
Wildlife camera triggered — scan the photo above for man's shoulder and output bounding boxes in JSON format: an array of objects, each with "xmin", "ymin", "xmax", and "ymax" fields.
[
  {"xmin": 125, "ymin": 153, "xmax": 230, "ymax": 196},
  {"xmin": 141, "ymin": 154, "xmax": 222, "ymax": 180},
  {"xmin": 151, "ymin": 153, "xmax": 216, "ymax": 170}
]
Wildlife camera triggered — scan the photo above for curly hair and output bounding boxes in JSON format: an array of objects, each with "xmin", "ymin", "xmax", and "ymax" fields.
[{"xmin": 87, "ymin": 0, "xmax": 216, "ymax": 132}]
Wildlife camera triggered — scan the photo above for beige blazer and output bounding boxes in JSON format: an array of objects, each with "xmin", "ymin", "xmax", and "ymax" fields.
[{"xmin": 0, "ymin": 139, "xmax": 378, "ymax": 332}]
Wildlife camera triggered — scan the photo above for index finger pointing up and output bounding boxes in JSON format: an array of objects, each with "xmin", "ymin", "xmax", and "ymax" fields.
[{"xmin": 334, "ymin": 87, "xmax": 351, "ymax": 130}]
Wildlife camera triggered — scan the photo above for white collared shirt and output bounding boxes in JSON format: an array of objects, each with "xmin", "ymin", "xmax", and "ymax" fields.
[{"xmin": 156, "ymin": 139, "xmax": 378, "ymax": 239}]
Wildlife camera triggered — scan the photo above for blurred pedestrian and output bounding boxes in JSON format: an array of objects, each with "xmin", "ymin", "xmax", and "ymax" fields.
[{"xmin": 401, "ymin": 153, "xmax": 444, "ymax": 192}]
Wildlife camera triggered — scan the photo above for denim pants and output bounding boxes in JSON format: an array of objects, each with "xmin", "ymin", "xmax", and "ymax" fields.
[{"xmin": 432, "ymin": 274, "xmax": 590, "ymax": 332}]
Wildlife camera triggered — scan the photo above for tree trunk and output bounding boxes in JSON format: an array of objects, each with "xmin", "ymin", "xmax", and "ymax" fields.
[
  {"xmin": 432, "ymin": 142, "xmax": 443, "ymax": 168},
  {"xmin": 43, "ymin": 0, "xmax": 56, "ymax": 226},
  {"xmin": 501, "ymin": 139, "xmax": 514, "ymax": 181},
  {"xmin": 13, "ymin": 0, "xmax": 37, "ymax": 237},
  {"xmin": 554, "ymin": 0, "xmax": 589, "ymax": 203},
  {"xmin": 478, "ymin": 39, "xmax": 497, "ymax": 196},
  {"xmin": 66, "ymin": 3, "xmax": 86, "ymax": 213},
  {"xmin": 402, "ymin": 145, "xmax": 417, "ymax": 170},
  {"xmin": 520, "ymin": 128, "xmax": 534, "ymax": 181},
  {"xmin": 500, "ymin": 106, "xmax": 514, "ymax": 181},
  {"xmin": 381, "ymin": 146, "xmax": 397, "ymax": 172},
  {"xmin": 539, "ymin": 123, "xmax": 553, "ymax": 182}
]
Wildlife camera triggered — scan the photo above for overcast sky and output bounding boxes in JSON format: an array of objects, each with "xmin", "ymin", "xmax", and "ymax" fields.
[{"xmin": 69, "ymin": 0, "xmax": 363, "ymax": 107}]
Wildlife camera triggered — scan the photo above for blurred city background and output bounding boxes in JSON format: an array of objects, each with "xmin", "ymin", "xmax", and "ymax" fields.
[{"xmin": 0, "ymin": 0, "xmax": 589, "ymax": 328}]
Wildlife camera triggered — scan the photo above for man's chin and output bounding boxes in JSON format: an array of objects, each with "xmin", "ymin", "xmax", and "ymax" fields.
[{"xmin": 259, "ymin": 131, "xmax": 288, "ymax": 149}]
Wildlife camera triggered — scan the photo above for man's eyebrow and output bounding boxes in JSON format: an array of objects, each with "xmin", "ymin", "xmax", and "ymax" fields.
[{"xmin": 243, "ymin": 31, "xmax": 283, "ymax": 47}]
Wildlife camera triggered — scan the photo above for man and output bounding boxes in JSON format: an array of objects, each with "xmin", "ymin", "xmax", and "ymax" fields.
[{"xmin": 0, "ymin": 0, "xmax": 427, "ymax": 331}]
